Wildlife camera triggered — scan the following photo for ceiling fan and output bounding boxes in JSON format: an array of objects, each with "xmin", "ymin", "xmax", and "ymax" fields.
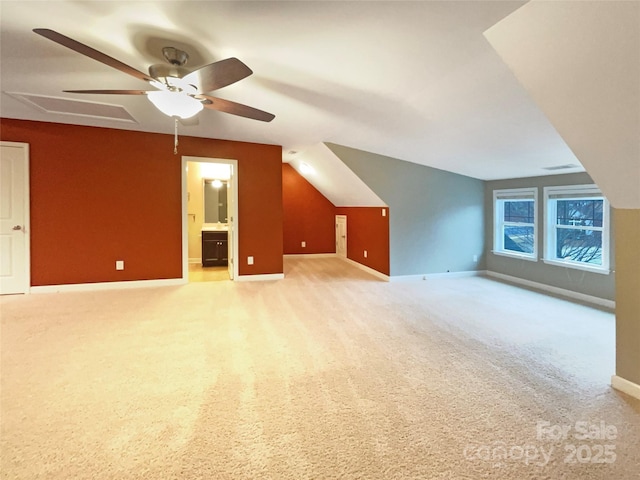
[{"xmin": 32, "ymin": 28, "xmax": 275, "ymax": 123}]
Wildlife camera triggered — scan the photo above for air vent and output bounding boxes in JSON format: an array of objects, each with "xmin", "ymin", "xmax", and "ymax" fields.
[
  {"xmin": 6, "ymin": 92, "xmax": 137, "ymax": 123},
  {"xmin": 542, "ymin": 164, "xmax": 581, "ymax": 171}
]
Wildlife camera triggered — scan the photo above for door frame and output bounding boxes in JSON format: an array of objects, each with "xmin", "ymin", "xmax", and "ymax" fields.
[
  {"xmin": 181, "ymin": 156, "xmax": 239, "ymax": 282},
  {"xmin": 0, "ymin": 141, "xmax": 31, "ymax": 294}
]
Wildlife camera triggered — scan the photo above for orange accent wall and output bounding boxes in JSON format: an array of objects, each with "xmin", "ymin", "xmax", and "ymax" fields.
[
  {"xmin": 280, "ymin": 163, "xmax": 390, "ymax": 274},
  {"xmin": 282, "ymin": 163, "xmax": 336, "ymax": 254},
  {"xmin": 0, "ymin": 118, "xmax": 283, "ymax": 285},
  {"xmin": 336, "ymin": 207, "xmax": 390, "ymax": 276}
]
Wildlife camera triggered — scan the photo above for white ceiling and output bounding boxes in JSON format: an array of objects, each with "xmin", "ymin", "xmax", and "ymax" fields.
[{"xmin": 0, "ymin": 0, "xmax": 583, "ymax": 181}]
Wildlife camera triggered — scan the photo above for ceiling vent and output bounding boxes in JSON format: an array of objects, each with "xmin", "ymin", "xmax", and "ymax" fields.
[
  {"xmin": 6, "ymin": 92, "xmax": 137, "ymax": 123},
  {"xmin": 542, "ymin": 164, "xmax": 582, "ymax": 171}
]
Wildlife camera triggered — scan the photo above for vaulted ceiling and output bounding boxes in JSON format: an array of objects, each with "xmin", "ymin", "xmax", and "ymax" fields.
[{"xmin": 1, "ymin": 1, "xmax": 583, "ymax": 181}]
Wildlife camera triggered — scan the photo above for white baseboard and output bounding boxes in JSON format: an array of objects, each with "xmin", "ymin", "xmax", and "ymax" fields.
[
  {"xmin": 30, "ymin": 278, "xmax": 186, "ymax": 293},
  {"xmin": 325, "ymin": 257, "xmax": 484, "ymax": 283},
  {"xmin": 284, "ymin": 253, "xmax": 337, "ymax": 258},
  {"xmin": 485, "ymin": 271, "xmax": 615, "ymax": 310},
  {"xmin": 235, "ymin": 273, "xmax": 285, "ymax": 282},
  {"xmin": 611, "ymin": 375, "xmax": 640, "ymax": 401},
  {"xmin": 341, "ymin": 257, "xmax": 390, "ymax": 281},
  {"xmin": 189, "ymin": 257, "xmax": 202, "ymax": 264},
  {"xmin": 389, "ymin": 270, "xmax": 486, "ymax": 282}
]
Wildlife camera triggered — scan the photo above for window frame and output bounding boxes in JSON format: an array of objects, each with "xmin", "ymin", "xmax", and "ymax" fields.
[
  {"xmin": 492, "ymin": 187, "xmax": 538, "ymax": 261},
  {"xmin": 543, "ymin": 184, "xmax": 610, "ymax": 274}
]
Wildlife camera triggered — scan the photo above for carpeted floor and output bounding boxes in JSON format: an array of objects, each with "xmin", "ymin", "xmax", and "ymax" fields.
[{"xmin": 1, "ymin": 257, "xmax": 638, "ymax": 479}]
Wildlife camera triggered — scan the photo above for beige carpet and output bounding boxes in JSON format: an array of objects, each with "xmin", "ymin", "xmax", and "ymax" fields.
[{"xmin": 1, "ymin": 257, "xmax": 639, "ymax": 479}]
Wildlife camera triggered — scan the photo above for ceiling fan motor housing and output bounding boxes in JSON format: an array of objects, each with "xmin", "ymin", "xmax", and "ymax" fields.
[{"xmin": 149, "ymin": 63, "xmax": 190, "ymax": 80}]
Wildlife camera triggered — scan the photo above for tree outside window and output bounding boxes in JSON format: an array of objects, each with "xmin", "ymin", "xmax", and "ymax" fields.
[
  {"xmin": 544, "ymin": 185, "xmax": 610, "ymax": 273},
  {"xmin": 493, "ymin": 188, "xmax": 537, "ymax": 260}
]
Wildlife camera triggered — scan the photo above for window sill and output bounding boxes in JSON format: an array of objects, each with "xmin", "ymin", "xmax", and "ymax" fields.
[
  {"xmin": 542, "ymin": 259, "xmax": 611, "ymax": 275},
  {"xmin": 491, "ymin": 250, "xmax": 538, "ymax": 262}
]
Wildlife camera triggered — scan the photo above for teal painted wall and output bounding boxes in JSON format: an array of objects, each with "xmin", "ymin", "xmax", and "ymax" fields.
[
  {"xmin": 484, "ymin": 172, "xmax": 615, "ymax": 301},
  {"xmin": 327, "ymin": 143, "xmax": 485, "ymax": 277}
]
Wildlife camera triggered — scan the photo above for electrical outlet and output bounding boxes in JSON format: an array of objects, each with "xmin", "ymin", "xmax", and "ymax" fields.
[
  {"xmin": 115, "ymin": 260, "xmax": 124, "ymax": 270},
  {"xmin": 247, "ymin": 256, "xmax": 254, "ymax": 265},
  {"xmin": 473, "ymin": 254, "xmax": 478, "ymax": 262},
  {"xmin": 301, "ymin": 241, "xmax": 306, "ymax": 248},
  {"xmin": 364, "ymin": 250, "xmax": 368, "ymax": 258}
]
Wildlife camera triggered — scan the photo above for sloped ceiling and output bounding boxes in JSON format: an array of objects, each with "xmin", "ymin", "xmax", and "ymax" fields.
[
  {"xmin": 286, "ymin": 143, "xmax": 385, "ymax": 207},
  {"xmin": 0, "ymin": 0, "xmax": 585, "ymax": 182},
  {"xmin": 485, "ymin": 0, "xmax": 640, "ymax": 208}
]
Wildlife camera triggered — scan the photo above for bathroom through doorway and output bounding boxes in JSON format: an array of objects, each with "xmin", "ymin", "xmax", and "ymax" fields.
[{"xmin": 181, "ymin": 156, "xmax": 239, "ymax": 283}]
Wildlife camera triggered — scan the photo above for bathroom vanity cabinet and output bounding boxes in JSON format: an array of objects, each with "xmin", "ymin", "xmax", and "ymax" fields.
[{"xmin": 202, "ymin": 230, "xmax": 228, "ymax": 266}]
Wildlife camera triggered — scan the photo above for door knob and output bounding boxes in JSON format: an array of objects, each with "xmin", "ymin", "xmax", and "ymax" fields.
[{"xmin": 12, "ymin": 225, "xmax": 22, "ymax": 231}]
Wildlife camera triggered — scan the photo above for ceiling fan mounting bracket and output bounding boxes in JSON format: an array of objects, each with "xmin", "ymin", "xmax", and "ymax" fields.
[
  {"xmin": 148, "ymin": 47, "xmax": 191, "ymax": 81},
  {"xmin": 162, "ymin": 47, "xmax": 189, "ymax": 66}
]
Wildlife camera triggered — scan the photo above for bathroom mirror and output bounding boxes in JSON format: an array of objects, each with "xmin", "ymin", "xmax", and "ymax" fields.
[{"xmin": 204, "ymin": 180, "xmax": 228, "ymax": 223}]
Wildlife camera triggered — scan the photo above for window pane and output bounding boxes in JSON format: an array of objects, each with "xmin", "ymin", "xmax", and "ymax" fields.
[
  {"xmin": 593, "ymin": 201, "xmax": 603, "ymax": 227},
  {"xmin": 556, "ymin": 199, "xmax": 603, "ymax": 227},
  {"xmin": 555, "ymin": 228, "xmax": 602, "ymax": 265},
  {"xmin": 504, "ymin": 200, "xmax": 534, "ymax": 223},
  {"xmin": 504, "ymin": 226, "xmax": 534, "ymax": 254}
]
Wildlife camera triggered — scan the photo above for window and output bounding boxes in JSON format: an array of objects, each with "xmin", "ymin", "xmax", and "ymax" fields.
[
  {"xmin": 493, "ymin": 188, "xmax": 537, "ymax": 260},
  {"xmin": 543, "ymin": 185, "xmax": 610, "ymax": 273}
]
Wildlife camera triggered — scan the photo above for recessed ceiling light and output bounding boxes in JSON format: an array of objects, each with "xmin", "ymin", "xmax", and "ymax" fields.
[{"xmin": 300, "ymin": 162, "xmax": 315, "ymax": 175}]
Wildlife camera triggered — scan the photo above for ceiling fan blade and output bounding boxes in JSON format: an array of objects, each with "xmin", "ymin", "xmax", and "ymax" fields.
[
  {"xmin": 183, "ymin": 58, "xmax": 253, "ymax": 93},
  {"xmin": 63, "ymin": 89, "xmax": 149, "ymax": 95},
  {"xmin": 199, "ymin": 95, "xmax": 275, "ymax": 122},
  {"xmin": 33, "ymin": 29, "xmax": 156, "ymax": 84}
]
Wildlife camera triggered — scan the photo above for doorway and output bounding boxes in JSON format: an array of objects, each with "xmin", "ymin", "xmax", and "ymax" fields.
[
  {"xmin": 181, "ymin": 156, "xmax": 238, "ymax": 282},
  {"xmin": 335, "ymin": 215, "xmax": 347, "ymax": 258},
  {"xmin": 0, "ymin": 142, "xmax": 30, "ymax": 294}
]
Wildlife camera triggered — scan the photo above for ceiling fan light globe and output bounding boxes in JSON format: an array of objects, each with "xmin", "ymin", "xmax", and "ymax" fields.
[{"xmin": 147, "ymin": 91, "xmax": 203, "ymax": 119}]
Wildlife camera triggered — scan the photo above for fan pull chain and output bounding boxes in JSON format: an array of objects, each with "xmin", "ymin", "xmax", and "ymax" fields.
[{"xmin": 174, "ymin": 118, "xmax": 179, "ymax": 155}]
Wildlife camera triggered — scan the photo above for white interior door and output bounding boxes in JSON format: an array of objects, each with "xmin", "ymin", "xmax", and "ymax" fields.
[
  {"xmin": 0, "ymin": 142, "xmax": 30, "ymax": 294},
  {"xmin": 335, "ymin": 215, "xmax": 347, "ymax": 257}
]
